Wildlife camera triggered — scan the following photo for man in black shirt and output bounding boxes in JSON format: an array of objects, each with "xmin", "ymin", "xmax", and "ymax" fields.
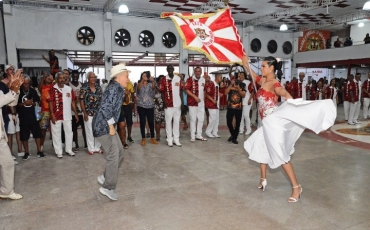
[
  {"xmin": 17, "ymin": 75, "xmax": 44, "ymax": 160},
  {"xmin": 225, "ymin": 67, "xmax": 246, "ymax": 144}
]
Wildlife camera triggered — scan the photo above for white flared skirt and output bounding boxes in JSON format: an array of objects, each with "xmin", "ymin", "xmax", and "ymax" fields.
[{"xmin": 244, "ymin": 99, "xmax": 337, "ymax": 169}]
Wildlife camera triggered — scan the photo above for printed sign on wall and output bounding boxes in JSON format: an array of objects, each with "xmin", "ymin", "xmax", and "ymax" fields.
[{"xmin": 298, "ymin": 30, "xmax": 331, "ymax": 52}]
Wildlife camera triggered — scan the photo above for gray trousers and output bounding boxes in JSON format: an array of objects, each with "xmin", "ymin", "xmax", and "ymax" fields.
[
  {"xmin": 0, "ymin": 138, "xmax": 15, "ymax": 196},
  {"xmin": 97, "ymin": 133, "xmax": 124, "ymax": 190}
]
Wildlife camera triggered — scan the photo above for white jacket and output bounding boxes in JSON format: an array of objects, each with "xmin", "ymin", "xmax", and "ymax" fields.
[{"xmin": 0, "ymin": 90, "xmax": 19, "ymax": 141}]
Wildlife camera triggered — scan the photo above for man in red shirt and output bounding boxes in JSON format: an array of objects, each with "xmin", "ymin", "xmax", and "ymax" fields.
[
  {"xmin": 185, "ymin": 67, "xmax": 206, "ymax": 142},
  {"xmin": 48, "ymin": 72, "xmax": 79, "ymax": 158},
  {"xmin": 362, "ymin": 72, "xmax": 370, "ymax": 119},
  {"xmin": 293, "ymin": 72, "xmax": 307, "ymax": 100},
  {"xmin": 159, "ymin": 65, "xmax": 183, "ymax": 147},
  {"xmin": 204, "ymin": 73, "xmax": 222, "ymax": 138},
  {"xmin": 353, "ymin": 73, "xmax": 362, "ymax": 123},
  {"xmin": 345, "ymin": 74, "xmax": 359, "ymax": 125}
]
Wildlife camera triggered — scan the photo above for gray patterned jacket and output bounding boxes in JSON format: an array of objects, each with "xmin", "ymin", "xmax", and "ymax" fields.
[{"xmin": 92, "ymin": 80, "xmax": 125, "ymax": 137}]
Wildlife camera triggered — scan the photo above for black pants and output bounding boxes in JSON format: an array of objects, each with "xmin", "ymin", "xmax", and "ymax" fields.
[
  {"xmin": 226, "ymin": 108, "xmax": 242, "ymax": 140},
  {"xmin": 137, "ymin": 106, "xmax": 155, "ymax": 138}
]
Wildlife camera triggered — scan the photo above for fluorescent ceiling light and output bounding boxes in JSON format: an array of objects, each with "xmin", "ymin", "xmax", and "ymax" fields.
[
  {"xmin": 280, "ymin": 24, "xmax": 288, "ymax": 31},
  {"xmin": 363, "ymin": 1, "xmax": 370, "ymax": 10},
  {"xmin": 118, "ymin": 4, "xmax": 129, "ymax": 14},
  {"xmin": 359, "ymin": 22, "xmax": 364, "ymax": 27}
]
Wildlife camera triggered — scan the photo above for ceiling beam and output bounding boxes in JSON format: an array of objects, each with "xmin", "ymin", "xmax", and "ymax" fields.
[
  {"xmin": 127, "ymin": 52, "xmax": 149, "ymax": 65},
  {"xmin": 298, "ymin": 11, "xmax": 370, "ymax": 31},
  {"xmin": 103, "ymin": 0, "xmax": 118, "ymax": 13},
  {"xmin": 192, "ymin": 0, "xmax": 231, "ymax": 13},
  {"xmin": 3, "ymin": 0, "xmax": 103, "ymax": 12},
  {"xmin": 245, "ymin": 0, "xmax": 345, "ymax": 27}
]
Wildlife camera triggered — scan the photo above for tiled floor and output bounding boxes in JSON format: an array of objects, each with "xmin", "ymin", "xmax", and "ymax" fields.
[{"xmin": 1, "ymin": 105, "xmax": 369, "ymax": 230}]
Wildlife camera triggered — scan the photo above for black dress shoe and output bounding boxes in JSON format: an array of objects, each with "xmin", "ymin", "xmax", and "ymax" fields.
[
  {"xmin": 232, "ymin": 139, "xmax": 238, "ymax": 144},
  {"xmin": 228, "ymin": 136, "xmax": 233, "ymax": 142}
]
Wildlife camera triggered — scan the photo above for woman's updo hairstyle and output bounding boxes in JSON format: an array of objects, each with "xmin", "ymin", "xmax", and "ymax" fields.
[{"xmin": 263, "ymin": 56, "xmax": 283, "ymax": 73}]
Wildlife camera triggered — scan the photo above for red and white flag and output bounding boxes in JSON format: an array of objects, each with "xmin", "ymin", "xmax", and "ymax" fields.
[{"xmin": 161, "ymin": 7, "xmax": 245, "ymax": 64}]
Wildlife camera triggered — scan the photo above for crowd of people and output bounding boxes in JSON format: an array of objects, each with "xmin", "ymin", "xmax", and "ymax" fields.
[{"xmin": 0, "ymin": 56, "xmax": 369, "ymax": 201}]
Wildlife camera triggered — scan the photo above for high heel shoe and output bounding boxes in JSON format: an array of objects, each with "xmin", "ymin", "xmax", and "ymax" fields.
[
  {"xmin": 257, "ymin": 178, "xmax": 267, "ymax": 191},
  {"xmin": 288, "ymin": 185, "xmax": 302, "ymax": 203}
]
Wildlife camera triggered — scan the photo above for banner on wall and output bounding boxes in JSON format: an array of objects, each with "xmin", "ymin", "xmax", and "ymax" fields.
[{"xmin": 298, "ymin": 30, "xmax": 330, "ymax": 52}]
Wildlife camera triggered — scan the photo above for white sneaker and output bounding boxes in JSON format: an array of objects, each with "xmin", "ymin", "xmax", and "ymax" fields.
[
  {"xmin": 354, "ymin": 120, "xmax": 361, "ymax": 124},
  {"xmin": 212, "ymin": 133, "xmax": 220, "ymax": 138},
  {"xmin": 14, "ymin": 160, "xmax": 18, "ymax": 165},
  {"xmin": 99, "ymin": 187, "xmax": 118, "ymax": 201},
  {"xmin": 0, "ymin": 192, "xmax": 23, "ymax": 200},
  {"xmin": 17, "ymin": 152, "xmax": 25, "ymax": 157},
  {"xmin": 245, "ymin": 130, "xmax": 252, "ymax": 135},
  {"xmin": 56, "ymin": 154, "xmax": 63, "ymax": 159},
  {"xmin": 348, "ymin": 122, "xmax": 355, "ymax": 125},
  {"xmin": 206, "ymin": 133, "xmax": 215, "ymax": 138},
  {"xmin": 97, "ymin": 175, "xmax": 105, "ymax": 186},
  {"xmin": 173, "ymin": 140, "xmax": 182, "ymax": 147},
  {"xmin": 167, "ymin": 140, "xmax": 173, "ymax": 147},
  {"xmin": 66, "ymin": 151, "xmax": 75, "ymax": 156},
  {"xmin": 239, "ymin": 131, "xmax": 244, "ymax": 134}
]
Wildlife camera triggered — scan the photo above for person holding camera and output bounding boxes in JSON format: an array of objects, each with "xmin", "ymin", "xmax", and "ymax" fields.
[
  {"xmin": 136, "ymin": 71, "xmax": 157, "ymax": 146},
  {"xmin": 225, "ymin": 65, "xmax": 246, "ymax": 144}
]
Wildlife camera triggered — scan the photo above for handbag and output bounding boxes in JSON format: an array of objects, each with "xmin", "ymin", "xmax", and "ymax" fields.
[{"xmin": 34, "ymin": 102, "xmax": 42, "ymax": 121}]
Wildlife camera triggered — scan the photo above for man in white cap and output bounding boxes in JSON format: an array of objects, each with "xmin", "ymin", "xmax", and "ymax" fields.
[{"xmin": 93, "ymin": 63, "xmax": 130, "ymax": 201}]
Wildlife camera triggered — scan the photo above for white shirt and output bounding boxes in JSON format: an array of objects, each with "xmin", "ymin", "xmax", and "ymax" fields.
[
  {"xmin": 192, "ymin": 76, "xmax": 205, "ymax": 107},
  {"xmin": 355, "ymin": 79, "xmax": 362, "ymax": 100},
  {"xmin": 70, "ymin": 82, "xmax": 82, "ymax": 115},
  {"xmin": 166, "ymin": 75, "xmax": 182, "ymax": 108},
  {"xmin": 53, "ymin": 84, "xmax": 74, "ymax": 121},
  {"xmin": 242, "ymin": 79, "xmax": 251, "ymax": 105}
]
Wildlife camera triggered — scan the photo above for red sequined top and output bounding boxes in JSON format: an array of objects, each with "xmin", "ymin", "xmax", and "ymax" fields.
[{"xmin": 256, "ymin": 82, "xmax": 282, "ymax": 120}]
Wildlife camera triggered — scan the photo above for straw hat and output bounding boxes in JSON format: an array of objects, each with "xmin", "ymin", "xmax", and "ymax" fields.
[{"xmin": 110, "ymin": 62, "xmax": 131, "ymax": 78}]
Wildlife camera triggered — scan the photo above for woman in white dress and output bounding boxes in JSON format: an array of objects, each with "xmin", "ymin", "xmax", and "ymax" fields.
[{"xmin": 243, "ymin": 55, "xmax": 336, "ymax": 202}]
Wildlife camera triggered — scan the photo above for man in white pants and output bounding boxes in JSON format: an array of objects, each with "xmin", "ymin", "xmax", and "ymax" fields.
[
  {"xmin": 353, "ymin": 73, "xmax": 362, "ymax": 123},
  {"xmin": 204, "ymin": 73, "xmax": 222, "ymax": 138},
  {"xmin": 80, "ymin": 72, "xmax": 103, "ymax": 155},
  {"xmin": 48, "ymin": 72, "xmax": 79, "ymax": 158},
  {"xmin": 159, "ymin": 64, "xmax": 183, "ymax": 147},
  {"xmin": 342, "ymin": 75, "xmax": 352, "ymax": 121},
  {"xmin": 239, "ymin": 72, "xmax": 252, "ymax": 135},
  {"xmin": 346, "ymin": 74, "xmax": 360, "ymax": 125},
  {"xmin": 362, "ymin": 73, "xmax": 370, "ymax": 119},
  {"xmin": 0, "ymin": 70, "xmax": 23, "ymax": 200},
  {"xmin": 185, "ymin": 66, "xmax": 206, "ymax": 142}
]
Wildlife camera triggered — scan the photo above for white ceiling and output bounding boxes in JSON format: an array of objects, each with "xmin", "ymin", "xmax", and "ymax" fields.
[{"xmin": 31, "ymin": 0, "xmax": 369, "ymax": 29}]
